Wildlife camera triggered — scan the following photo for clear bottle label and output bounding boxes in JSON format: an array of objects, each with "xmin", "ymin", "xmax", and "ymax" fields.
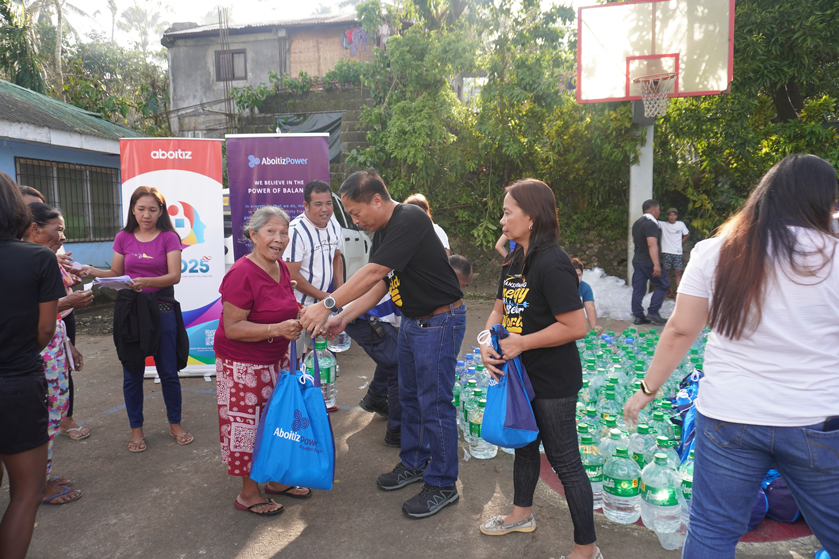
[
  {"xmin": 319, "ymin": 365, "xmax": 335, "ymax": 384},
  {"xmin": 681, "ymin": 479, "xmax": 693, "ymax": 500},
  {"xmin": 583, "ymin": 464, "xmax": 603, "ymax": 482},
  {"xmin": 604, "ymin": 475, "xmax": 640, "ymax": 497},
  {"xmin": 469, "ymin": 421, "xmax": 481, "ymax": 437},
  {"xmin": 641, "ymin": 482, "xmax": 679, "ymax": 506}
]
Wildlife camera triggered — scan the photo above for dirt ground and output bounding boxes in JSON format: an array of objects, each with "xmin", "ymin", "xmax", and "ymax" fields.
[{"xmin": 1, "ymin": 291, "xmax": 823, "ymax": 559}]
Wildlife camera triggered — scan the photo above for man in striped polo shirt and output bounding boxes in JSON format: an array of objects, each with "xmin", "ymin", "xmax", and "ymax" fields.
[{"xmin": 283, "ymin": 180, "xmax": 343, "ymax": 356}]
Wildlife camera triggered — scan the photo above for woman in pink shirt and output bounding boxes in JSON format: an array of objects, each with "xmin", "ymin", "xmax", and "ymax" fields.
[
  {"xmin": 214, "ymin": 206, "xmax": 308, "ymax": 516},
  {"xmin": 83, "ymin": 186, "xmax": 191, "ymax": 453}
]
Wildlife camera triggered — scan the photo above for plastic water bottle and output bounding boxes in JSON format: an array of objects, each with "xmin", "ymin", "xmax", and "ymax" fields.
[
  {"xmin": 327, "ymin": 316, "xmax": 352, "ymax": 352},
  {"xmin": 644, "ymin": 436, "xmax": 681, "ymax": 471},
  {"xmin": 577, "ymin": 422, "xmax": 592, "ymax": 445},
  {"xmin": 464, "ymin": 388, "xmax": 483, "ymax": 444},
  {"xmin": 597, "ymin": 389, "xmax": 621, "ymax": 422},
  {"xmin": 455, "ymin": 360, "xmax": 467, "ymax": 384},
  {"xmin": 599, "ymin": 429, "xmax": 630, "ymax": 460},
  {"xmin": 678, "ymin": 450, "xmax": 694, "ymax": 529},
  {"xmin": 629, "ymin": 424, "xmax": 656, "ymax": 469},
  {"xmin": 452, "ymin": 381, "xmax": 462, "ymax": 418},
  {"xmin": 583, "ymin": 407, "xmax": 602, "ymax": 442},
  {"xmin": 603, "ymin": 446, "xmax": 642, "ymax": 524},
  {"xmin": 649, "ymin": 411, "xmax": 675, "ymax": 439},
  {"xmin": 459, "ymin": 380, "xmax": 478, "ymax": 433},
  {"xmin": 468, "ymin": 399, "xmax": 497, "ymax": 459},
  {"xmin": 580, "ymin": 434, "xmax": 605, "ymax": 510},
  {"xmin": 471, "ymin": 347, "xmax": 483, "ymax": 366},
  {"xmin": 641, "ymin": 454, "xmax": 683, "ymax": 550},
  {"xmin": 475, "ymin": 364, "xmax": 489, "ymax": 390},
  {"xmin": 463, "ymin": 352, "xmax": 476, "ymax": 369},
  {"xmin": 305, "ymin": 337, "xmax": 337, "ymax": 408}
]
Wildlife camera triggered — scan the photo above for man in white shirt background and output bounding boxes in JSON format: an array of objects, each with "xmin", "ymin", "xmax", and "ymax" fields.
[
  {"xmin": 659, "ymin": 207, "xmax": 690, "ymax": 298},
  {"xmin": 283, "ymin": 180, "xmax": 344, "ymax": 355}
]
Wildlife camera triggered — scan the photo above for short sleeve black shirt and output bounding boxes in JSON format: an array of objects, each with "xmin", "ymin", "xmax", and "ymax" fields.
[
  {"xmin": 0, "ymin": 240, "xmax": 66, "ymax": 377},
  {"xmin": 632, "ymin": 216, "xmax": 661, "ymax": 265},
  {"xmin": 495, "ymin": 245, "xmax": 584, "ymax": 398},
  {"xmin": 369, "ymin": 204, "xmax": 463, "ymax": 318}
]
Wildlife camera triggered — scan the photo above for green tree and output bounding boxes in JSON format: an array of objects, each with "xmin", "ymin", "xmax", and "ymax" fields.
[
  {"xmin": 0, "ymin": 0, "xmax": 47, "ymax": 92},
  {"xmin": 117, "ymin": 0, "xmax": 169, "ymax": 57}
]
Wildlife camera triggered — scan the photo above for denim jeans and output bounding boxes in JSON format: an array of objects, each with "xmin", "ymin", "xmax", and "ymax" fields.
[
  {"xmin": 344, "ymin": 318, "xmax": 402, "ymax": 429},
  {"xmin": 514, "ymin": 397, "xmax": 596, "ymax": 545},
  {"xmin": 683, "ymin": 412, "xmax": 839, "ymax": 559},
  {"xmin": 122, "ymin": 309, "xmax": 182, "ymax": 429},
  {"xmin": 631, "ymin": 262, "xmax": 670, "ymax": 317},
  {"xmin": 398, "ymin": 304, "xmax": 466, "ymax": 487}
]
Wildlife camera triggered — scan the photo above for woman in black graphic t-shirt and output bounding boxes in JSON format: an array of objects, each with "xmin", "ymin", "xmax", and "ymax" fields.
[{"xmin": 477, "ymin": 180, "xmax": 601, "ymax": 559}]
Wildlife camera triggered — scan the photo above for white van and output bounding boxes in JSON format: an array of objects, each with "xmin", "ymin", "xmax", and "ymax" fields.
[{"xmin": 222, "ymin": 189, "xmax": 370, "ymax": 280}]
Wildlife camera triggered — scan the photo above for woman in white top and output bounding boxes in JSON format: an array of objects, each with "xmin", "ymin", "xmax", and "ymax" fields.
[
  {"xmin": 403, "ymin": 193, "xmax": 451, "ymax": 256},
  {"xmin": 623, "ymin": 154, "xmax": 839, "ymax": 559}
]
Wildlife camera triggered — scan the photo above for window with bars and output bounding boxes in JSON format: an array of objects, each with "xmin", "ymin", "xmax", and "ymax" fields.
[
  {"xmin": 15, "ymin": 157, "xmax": 121, "ymax": 242},
  {"xmin": 215, "ymin": 49, "xmax": 247, "ymax": 81}
]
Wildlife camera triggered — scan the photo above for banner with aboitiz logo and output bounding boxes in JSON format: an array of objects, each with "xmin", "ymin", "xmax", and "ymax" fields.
[
  {"xmin": 120, "ymin": 138, "xmax": 225, "ymax": 376},
  {"xmin": 225, "ymin": 133, "xmax": 330, "ymax": 261}
]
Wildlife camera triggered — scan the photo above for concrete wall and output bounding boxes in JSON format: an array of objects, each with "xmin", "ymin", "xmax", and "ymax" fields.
[
  {"xmin": 167, "ymin": 30, "xmax": 283, "ymax": 138},
  {"xmin": 289, "ymin": 25, "xmax": 375, "ymax": 77},
  {"xmin": 239, "ymin": 87, "xmax": 373, "ymax": 188},
  {"xmin": 0, "ymin": 138, "xmax": 121, "ymax": 267}
]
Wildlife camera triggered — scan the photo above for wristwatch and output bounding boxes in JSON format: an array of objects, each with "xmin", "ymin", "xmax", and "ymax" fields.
[
  {"xmin": 640, "ymin": 379, "xmax": 658, "ymax": 396},
  {"xmin": 323, "ymin": 295, "xmax": 338, "ymax": 312}
]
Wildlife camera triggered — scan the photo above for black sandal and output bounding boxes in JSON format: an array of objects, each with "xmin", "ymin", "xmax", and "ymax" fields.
[
  {"xmin": 265, "ymin": 485, "xmax": 313, "ymax": 499},
  {"xmin": 233, "ymin": 498, "xmax": 284, "ymax": 516}
]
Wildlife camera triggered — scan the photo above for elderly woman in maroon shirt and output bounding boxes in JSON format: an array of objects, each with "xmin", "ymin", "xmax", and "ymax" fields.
[{"xmin": 213, "ymin": 206, "xmax": 311, "ymax": 516}]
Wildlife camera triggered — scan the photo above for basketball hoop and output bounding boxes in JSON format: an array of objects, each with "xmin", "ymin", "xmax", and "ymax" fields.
[{"xmin": 632, "ymin": 72, "xmax": 677, "ymax": 118}]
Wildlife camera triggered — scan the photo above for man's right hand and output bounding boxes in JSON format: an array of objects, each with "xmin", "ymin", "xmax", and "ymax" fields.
[
  {"xmin": 652, "ymin": 265, "xmax": 662, "ymax": 277},
  {"xmin": 322, "ymin": 314, "xmax": 348, "ymax": 340}
]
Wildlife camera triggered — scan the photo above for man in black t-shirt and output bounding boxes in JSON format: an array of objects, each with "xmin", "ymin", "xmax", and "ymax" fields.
[
  {"xmin": 302, "ymin": 169, "xmax": 465, "ymax": 520},
  {"xmin": 631, "ymin": 199, "xmax": 670, "ymax": 325}
]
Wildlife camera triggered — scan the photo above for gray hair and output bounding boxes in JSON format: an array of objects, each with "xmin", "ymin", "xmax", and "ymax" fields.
[{"xmin": 241, "ymin": 205, "xmax": 290, "ymax": 242}]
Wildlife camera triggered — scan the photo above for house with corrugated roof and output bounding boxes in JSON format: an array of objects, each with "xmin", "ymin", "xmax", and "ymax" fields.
[
  {"xmin": 161, "ymin": 11, "xmax": 378, "ymax": 138},
  {"xmin": 0, "ymin": 79, "xmax": 144, "ymax": 266}
]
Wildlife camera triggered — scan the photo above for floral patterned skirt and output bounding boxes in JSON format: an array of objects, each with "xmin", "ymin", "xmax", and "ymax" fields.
[
  {"xmin": 41, "ymin": 319, "xmax": 69, "ymax": 479},
  {"xmin": 215, "ymin": 351, "xmax": 289, "ymax": 477}
]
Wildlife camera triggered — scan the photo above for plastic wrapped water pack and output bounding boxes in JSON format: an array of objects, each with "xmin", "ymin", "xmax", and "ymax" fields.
[{"xmin": 582, "ymin": 268, "xmax": 675, "ymax": 321}]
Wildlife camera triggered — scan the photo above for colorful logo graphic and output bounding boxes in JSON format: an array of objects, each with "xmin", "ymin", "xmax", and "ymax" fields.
[
  {"xmin": 248, "ymin": 154, "xmax": 261, "ymax": 168},
  {"xmin": 168, "ymin": 201, "xmax": 207, "ymax": 250}
]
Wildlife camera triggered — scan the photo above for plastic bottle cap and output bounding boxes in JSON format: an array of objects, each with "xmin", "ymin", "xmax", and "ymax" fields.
[
  {"xmin": 582, "ymin": 380, "xmax": 589, "ymax": 387},
  {"xmin": 652, "ymin": 411, "xmax": 664, "ymax": 420},
  {"xmin": 465, "ymin": 353, "xmax": 473, "ymax": 359},
  {"xmin": 578, "ymin": 423, "xmax": 589, "ymax": 433},
  {"xmin": 581, "ymin": 435, "xmax": 593, "ymax": 444},
  {"xmin": 689, "ymin": 449, "xmax": 694, "ymax": 459},
  {"xmin": 473, "ymin": 389, "xmax": 483, "ymax": 397},
  {"xmin": 586, "ymin": 407, "xmax": 597, "ymax": 415},
  {"xmin": 636, "ymin": 424, "xmax": 650, "ymax": 434},
  {"xmin": 596, "ymin": 368, "xmax": 606, "ymax": 375},
  {"xmin": 315, "ymin": 338, "xmax": 327, "ymax": 349},
  {"xmin": 457, "ymin": 360, "xmax": 464, "ymax": 366},
  {"xmin": 615, "ymin": 447, "xmax": 630, "ymax": 458},
  {"xmin": 478, "ymin": 399, "xmax": 486, "ymax": 408},
  {"xmin": 656, "ymin": 436, "xmax": 670, "ymax": 445},
  {"xmin": 634, "ymin": 364, "xmax": 645, "ymax": 371},
  {"xmin": 605, "ymin": 391, "xmax": 615, "ymax": 400},
  {"xmin": 605, "ymin": 417, "xmax": 617, "ymax": 426},
  {"xmin": 610, "ymin": 429, "xmax": 622, "ymax": 440},
  {"xmin": 467, "ymin": 380, "xmax": 477, "ymax": 387},
  {"xmin": 654, "ymin": 453, "xmax": 669, "ymax": 466},
  {"xmin": 476, "ymin": 365, "xmax": 485, "ymax": 371}
]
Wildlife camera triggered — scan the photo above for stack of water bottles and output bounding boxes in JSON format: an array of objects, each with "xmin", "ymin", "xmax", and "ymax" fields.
[
  {"xmin": 575, "ymin": 326, "xmax": 707, "ymax": 550},
  {"xmin": 452, "ymin": 347, "xmax": 518, "ymax": 459}
]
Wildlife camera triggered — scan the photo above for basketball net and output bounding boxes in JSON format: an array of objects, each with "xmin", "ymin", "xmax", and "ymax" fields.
[{"xmin": 632, "ymin": 72, "xmax": 677, "ymax": 118}]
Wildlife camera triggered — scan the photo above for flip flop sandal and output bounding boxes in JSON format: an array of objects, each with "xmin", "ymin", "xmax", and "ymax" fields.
[
  {"xmin": 265, "ymin": 485, "xmax": 313, "ymax": 499},
  {"xmin": 48, "ymin": 476, "xmax": 72, "ymax": 486},
  {"xmin": 59, "ymin": 426, "xmax": 91, "ymax": 440},
  {"xmin": 128, "ymin": 439, "xmax": 146, "ymax": 453},
  {"xmin": 43, "ymin": 485, "xmax": 83, "ymax": 505},
  {"xmin": 170, "ymin": 431, "xmax": 194, "ymax": 446},
  {"xmin": 233, "ymin": 499, "xmax": 284, "ymax": 516}
]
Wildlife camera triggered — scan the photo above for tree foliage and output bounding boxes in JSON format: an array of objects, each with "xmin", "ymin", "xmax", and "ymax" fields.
[{"xmin": 0, "ymin": 0, "xmax": 47, "ymax": 93}]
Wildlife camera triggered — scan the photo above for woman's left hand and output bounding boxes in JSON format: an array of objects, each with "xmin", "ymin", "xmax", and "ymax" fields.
[
  {"xmin": 623, "ymin": 390, "xmax": 656, "ymax": 429},
  {"xmin": 70, "ymin": 344, "xmax": 83, "ymax": 371},
  {"xmin": 129, "ymin": 278, "xmax": 149, "ymax": 291},
  {"xmin": 497, "ymin": 332, "xmax": 526, "ymax": 360}
]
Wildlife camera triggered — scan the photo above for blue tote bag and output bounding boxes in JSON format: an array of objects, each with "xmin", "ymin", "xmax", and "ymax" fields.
[
  {"xmin": 480, "ymin": 325, "xmax": 539, "ymax": 448},
  {"xmin": 250, "ymin": 342, "xmax": 336, "ymax": 490}
]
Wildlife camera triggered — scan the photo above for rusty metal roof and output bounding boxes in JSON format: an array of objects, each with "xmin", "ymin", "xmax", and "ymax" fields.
[
  {"xmin": 0, "ymin": 79, "xmax": 144, "ymax": 141},
  {"xmin": 162, "ymin": 12, "xmax": 360, "ymax": 42}
]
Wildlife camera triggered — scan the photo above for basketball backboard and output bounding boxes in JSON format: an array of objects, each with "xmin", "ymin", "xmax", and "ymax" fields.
[{"xmin": 577, "ymin": 0, "xmax": 734, "ymax": 104}]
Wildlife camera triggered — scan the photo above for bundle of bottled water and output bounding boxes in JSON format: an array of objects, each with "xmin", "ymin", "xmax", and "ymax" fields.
[
  {"xmin": 576, "ymin": 326, "xmax": 707, "ymax": 550},
  {"xmin": 451, "ymin": 347, "xmax": 517, "ymax": 459}
]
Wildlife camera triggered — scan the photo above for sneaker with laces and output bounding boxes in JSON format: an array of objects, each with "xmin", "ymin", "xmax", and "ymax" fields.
[
  {"xmin": 479, "ymin": 514, "xmax": 536, "ymax": 536},
  {"xmin": 377, "ymin": 460, "xmax": 426, "ymax": 491},
  {"xmin": 401, "ymin": 483, "xmax": 459, "ymax": 519},
  {"xmin": 359, "ymin": 391, "xmax": 389, "ymax": 417}
]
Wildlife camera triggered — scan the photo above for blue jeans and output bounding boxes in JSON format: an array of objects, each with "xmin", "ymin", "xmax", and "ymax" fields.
[
  {"xmin": 122, "ymin": 310, "xmax": 182, "ymax": 429},
  {"xmin": 631, "ymin": 262, "xmax": 670, "ymax": 317},
  {"xmin": 683, "ymin": 412, "xmax": 839, "ymax": 559},
  {"xmin": 398, "ymin": 304, "xmax": 466, "ymax": 487},
  {"xmin": 344, "ymin": 318, "xmax": 402, "ymax": 430}
]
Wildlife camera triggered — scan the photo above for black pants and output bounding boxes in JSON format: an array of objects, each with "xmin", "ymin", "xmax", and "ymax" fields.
[
  {"xmin": 64, "ymin": 311, "xmax": 76, "ymax": 417},
  {"xmin": 344, "ymin": 318, "xmax": 401, "ymax": 430},
  {"xmin": 514, "ymin": 396, "xmax": 596, "ymax": 546}
]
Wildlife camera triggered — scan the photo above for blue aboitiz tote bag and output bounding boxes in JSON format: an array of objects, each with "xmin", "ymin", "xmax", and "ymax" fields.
[
  {"xmin": 250, "ymin": 342, "xmax": 336, "ymax": 490},
  {"xmin": 480, "ymin": 324, "xmax": 539, "ymax": 448}
]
